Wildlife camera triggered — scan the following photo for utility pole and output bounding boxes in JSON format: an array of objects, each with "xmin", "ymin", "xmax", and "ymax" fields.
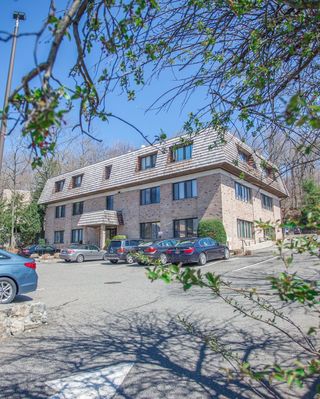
[{"xmin": 0, "ymin": 11, "xmax": 26, "ymax": 175}]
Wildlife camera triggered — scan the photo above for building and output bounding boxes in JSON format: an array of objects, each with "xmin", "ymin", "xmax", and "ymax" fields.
[{"xmin": 38, "ymin": 129, "xmax": 288, "ymax": 250}]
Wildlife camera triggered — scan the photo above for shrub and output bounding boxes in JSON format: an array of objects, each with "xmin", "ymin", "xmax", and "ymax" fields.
[
  {"xmin": 104, "ymin": 239, "xmax": 111, "ymax": 250},
  {"xmin": 198, "ymin": 219, "xmax": 227, "ymax": 244},
  {"xmin": 112, "ymin": 235, "xmax": 127, "ymax": 239}
]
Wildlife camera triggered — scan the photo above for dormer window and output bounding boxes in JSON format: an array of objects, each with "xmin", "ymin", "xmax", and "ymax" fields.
[
  {"xmin": 239, "ymin": 150, "xmax": 249, "ymax": 163},
  {"xmin": 238, "ymin": 148, "xmax": 256, "ymax": 169},
  {"xmin": 171, "ymin": 143, "xmax": 193, "ymax": 162},
  {"xmin": 139, "ymin": 153, "xmax": 157, "ymax": 170},
  {"xmin": 105, "ymin": 165, "xmax": 112, "ymax": 179},
  {"xmin": 72, "ymin": 174, "xmax": 83, "ymax": 188},
  {"xmin": 263, "ymin": 166, "xmax": 274, "ymax": 179},
  {"xmin": 55, "ymin": 180, "xmax": 65, "ymax": 193}
]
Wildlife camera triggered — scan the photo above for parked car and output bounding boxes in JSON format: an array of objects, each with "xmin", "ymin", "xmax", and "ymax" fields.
[
  {"xmin": 105, "ymin": 239, "xmax": 145, "ymax": 264},
  {"xmin": 0, "ymin": 249, "xmax": 38, "ymax": 304},
  {"xmin": 19, "ymin": 244, "xmax": 56, "ymax": 257},
  {"xmin": 60, "ymin": 244, "xmax": 105, "ymax": 263},
  {"xmin": 134, "ymin": 239, "xmax": 179, "ymax": 265},
  {"xmin": 166, "ymin": 237, "xmax": 230, "ymax": 266}
]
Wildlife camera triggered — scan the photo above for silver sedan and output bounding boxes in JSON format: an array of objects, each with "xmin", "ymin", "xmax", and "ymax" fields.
[{"xmin": 60, "ymin": 244, "xmax": 106, "ymax": 263}]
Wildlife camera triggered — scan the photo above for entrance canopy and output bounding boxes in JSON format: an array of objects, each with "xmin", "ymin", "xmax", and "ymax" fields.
[{"xmin": 78, "ymin": 210, "xmax": 120, "ymax": 227}]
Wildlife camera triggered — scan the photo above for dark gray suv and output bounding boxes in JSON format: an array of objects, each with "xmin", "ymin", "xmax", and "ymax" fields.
[{"xmin": 105, "ymin": 239, "xmax": 145, "ymax": 264}]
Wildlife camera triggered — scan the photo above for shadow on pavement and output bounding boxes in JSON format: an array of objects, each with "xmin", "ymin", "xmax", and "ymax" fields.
[{"xmin": 0, "ymin": 309, "xmax": 314, "ymax": 399}]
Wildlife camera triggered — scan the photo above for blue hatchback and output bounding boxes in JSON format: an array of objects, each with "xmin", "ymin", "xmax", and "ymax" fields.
[{"xmin": 0, "ymin": 249, "xmax": 38, "ymax": 304}]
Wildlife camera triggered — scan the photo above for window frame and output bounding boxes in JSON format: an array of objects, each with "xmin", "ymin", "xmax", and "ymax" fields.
[
  {"xmin": 140, "ymin": 221, "xmax": 160, "ymax": 239},
  {"xmin": 55, "ymin": 205, "xmax": 66, "ymax": 219},
  {"xmin": 173, "ymin": 218, "xmax": 198, "ymax": 238},
  {"xmin": 139, "ymin": 153, "xmax": 157, "ymax": 171},
  {"xmin": 105, "ymin": 165, "xmax": 112, "ymax": 179},
  {"xmin": 54, "ymin": 230, "xmax": 64, "ymax": 244},
  {"xmin": 235, "ymin": 182, "xmax": 252, "ymax": 203},
  {"xmin": 173, "ymin": 179, "xmax": 197, "ymax": 200},
  {"xmin": 171, "ymin": 143, "xmax": 193, "ymax": 162},
  {"xmin": 71, "ymin": 228, "xmax": 83, "ymax": 244},
  {"xmin": 140, "ymin": 186, "xmax": 160, "ymax": 205},
  {"xmin": 72, "ymin": 201, "xmax": 84, "ymax": 216},
  {"xmin": 261, "ymin": 193, "xmax": 273, "ymax": 210},
  {"xmin": 55, "ymin": 179, "xmax": 65, "ymax": 193},
  {"xmin": 72, "ymin": 174, "xmax": 83, "ymax": 188},
  {"xmin": 237, "ymin": 219, "xmax": 254, "ymax": 239},
  {"xmin": 106, "ymin": 195, "xmax": 114, "ymax": 210}
]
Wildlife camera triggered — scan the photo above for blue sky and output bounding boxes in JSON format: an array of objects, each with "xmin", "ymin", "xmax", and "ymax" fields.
[{"xmin": 0, "ymin": 0, "xmax": 206, "ymax": 151}]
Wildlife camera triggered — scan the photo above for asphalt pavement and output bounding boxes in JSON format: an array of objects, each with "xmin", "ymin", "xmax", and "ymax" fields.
[{"xmin": 0, "ymin": 247, "xmax": 319, "ymax": 399}]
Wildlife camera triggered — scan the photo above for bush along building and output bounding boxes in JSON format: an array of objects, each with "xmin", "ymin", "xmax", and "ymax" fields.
[{"xmin": 38, "ymin": 129, "xmax": 288, "ymax": 250}]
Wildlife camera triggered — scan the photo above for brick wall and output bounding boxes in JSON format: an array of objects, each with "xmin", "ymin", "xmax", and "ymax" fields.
[
  {"xmin": 221, "ymin": 174, "xmax": 282, "ymax": 250},
  {"xmin": 45, "ymin": 170, "xmax": 283, "ymax": 250}
]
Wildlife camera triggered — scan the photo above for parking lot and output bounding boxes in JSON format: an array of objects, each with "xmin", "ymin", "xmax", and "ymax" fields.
[{"xmin": 0, "ymin": 248, "xmax": 319, "ymax": 398}]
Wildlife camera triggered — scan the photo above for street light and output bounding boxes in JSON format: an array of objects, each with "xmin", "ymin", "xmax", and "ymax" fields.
[{"xmin": 0, "ymin": 11, "xmax": 26, "ymax": 174}]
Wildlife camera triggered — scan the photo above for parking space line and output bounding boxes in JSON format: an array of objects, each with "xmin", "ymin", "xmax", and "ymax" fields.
[
  {"xmin": 47, "ymin": 362, "xmax": 134, "ymax": 399},
  {"xmin": 229, "ymin": 256, "xmax": 278, "ymax": 273}
]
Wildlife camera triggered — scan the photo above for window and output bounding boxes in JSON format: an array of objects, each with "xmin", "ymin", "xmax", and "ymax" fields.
[
  {"xmin": 72, "ymin": 201, "xmax": 84, "ymax": 215},
  {"xmin": 199, "ymin": 238, "xmax": 216, "ymax": 247},
  {"xmin": 235, "ymin": 182, "xmax": 252, "ymax": 202},
  {"xmin": 173, "ymin": 218, "xmax": 198, "ymax": 238},
  {"xmin": 172, "ymin": 143, "xmax": 193, "ymax": 162},
  {"xmin": 140, "ymin": 186, "xmax": 160, "ymax": 205},
  {"xmin": 106, "ymin": 195, "xmax": 114, "ymax": 210},
  {"xmin": 139, "ymin": 153, "xmax": 157, "ymax": 170},
  {"xmin": 72, "ymin": 174, "xmax": 83, "ymax": 188},
  {"xmin": 261, "ymin": 194, "xmax": 273, "ymax": 210},
  {"xmin": 71, "ymin": 229, "xmax": 83, "ymax": 243},
  {"xmin": 238, "ymin": 150, "xmax": 249, "ymax": 163},
  {"xmin": 55, "ymin": 180, "xmax": 65, "ymax": 192},
  {"xmin": 238, "ymin": 148, "xmax": 256, "ymax": 168},
  {"xmin": 262, "ymin": 166, "xmax": 274, "ymax": 179},
  {"xmin": 0, "ymin": 253, "xmax": 10, "ymax": 260},
  {"xmin": 55, "ymin": 205, "xmax": 65, "ymax": 218},
  {"xmin": 173, "ymin": 179, "xmax": 197, "ymax": 200},
  {"xmin": 105, "ymin": 165, "xmax": 112, "ymax": 179},
  {"xmin": 54, "ymin": 231, "xmax": 64, "ymax": 244},
  {"xmin": 237, "ymin": 219, "xmax": 254, "ymax": 239},
  {"xmin": 140, "ymin": 222, "xmax": 160, "ymax": 239}
]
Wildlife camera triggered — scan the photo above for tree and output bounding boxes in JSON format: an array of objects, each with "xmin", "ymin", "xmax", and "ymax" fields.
[
  {"xmin": 198, "ymin": 219, "xmax": 227, "ymax": 244},
  {"xmin": 0, "ymin": 200, "xmax": 11, "ymax": 246},
  {"xmin": 0, "ymin": 0, "xmax": 318, "ymax": 171},
  {"xmin": 18, "ymin": 202, "xmax": 42, "ymax": 245},
  {"xmin": 300, "ymin": 179, "xmax": 320, "ymax": 227}
]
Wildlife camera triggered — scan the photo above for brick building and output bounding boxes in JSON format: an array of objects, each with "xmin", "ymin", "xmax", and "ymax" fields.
[{"xmin": 38, "ymin": 129, "xmax": 288, "ymax": 250}]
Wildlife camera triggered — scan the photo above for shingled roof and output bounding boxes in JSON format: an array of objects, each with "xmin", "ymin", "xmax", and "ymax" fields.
[{"xmin": 38, "ymin": 128, "xmax": 288, "ymax": 205}]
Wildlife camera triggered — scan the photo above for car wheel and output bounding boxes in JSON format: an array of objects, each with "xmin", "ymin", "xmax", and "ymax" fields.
[
  {"xmin": 76, "ymin": 254, "xmax": 84, "ymax": 263},
  {"xmin": 0, "ymin": 278, "xmax": 17, "ymax": 304},
  {"xmin": 224, "ymin": 248, "xmax": 230, "ymax": 260},
  {"xmin": 159, "ymin": 253, "xmax": 167, "ymax": 265},
  {"xmin": 137, "ymin": 261, "xmax": 145, "ymax": 266},
  {"xmin": 110, "ymin": 259, "xmax": 118, "ymax": 264},
  {"xmin": 64, "ymin": 259, "xmax": 71, "ymax": 263},
  {"xmin": 126, "ymin": 254, "xmax": 134, "ymax": 264},
  {"xmin": 198, "ymin": 252, "xmax": 207, "ymax": 266}
]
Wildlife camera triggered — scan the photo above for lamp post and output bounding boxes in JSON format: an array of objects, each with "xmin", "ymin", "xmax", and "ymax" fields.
[{"xmin": 0, "ymin": 11, "xmax": 26, "ymax": 175}]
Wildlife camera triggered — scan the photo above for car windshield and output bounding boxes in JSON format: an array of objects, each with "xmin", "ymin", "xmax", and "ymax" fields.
[
  {"xmin": 177, "ymin": 240, "xmax": 196, "ymax": 247},
  {"xmin": 69, "ymin": 244, "xmax": 82, "ymax": 249},
  {"xmin": 109, "ymin": 241, "xmax": 122, "ymax": 248}
]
